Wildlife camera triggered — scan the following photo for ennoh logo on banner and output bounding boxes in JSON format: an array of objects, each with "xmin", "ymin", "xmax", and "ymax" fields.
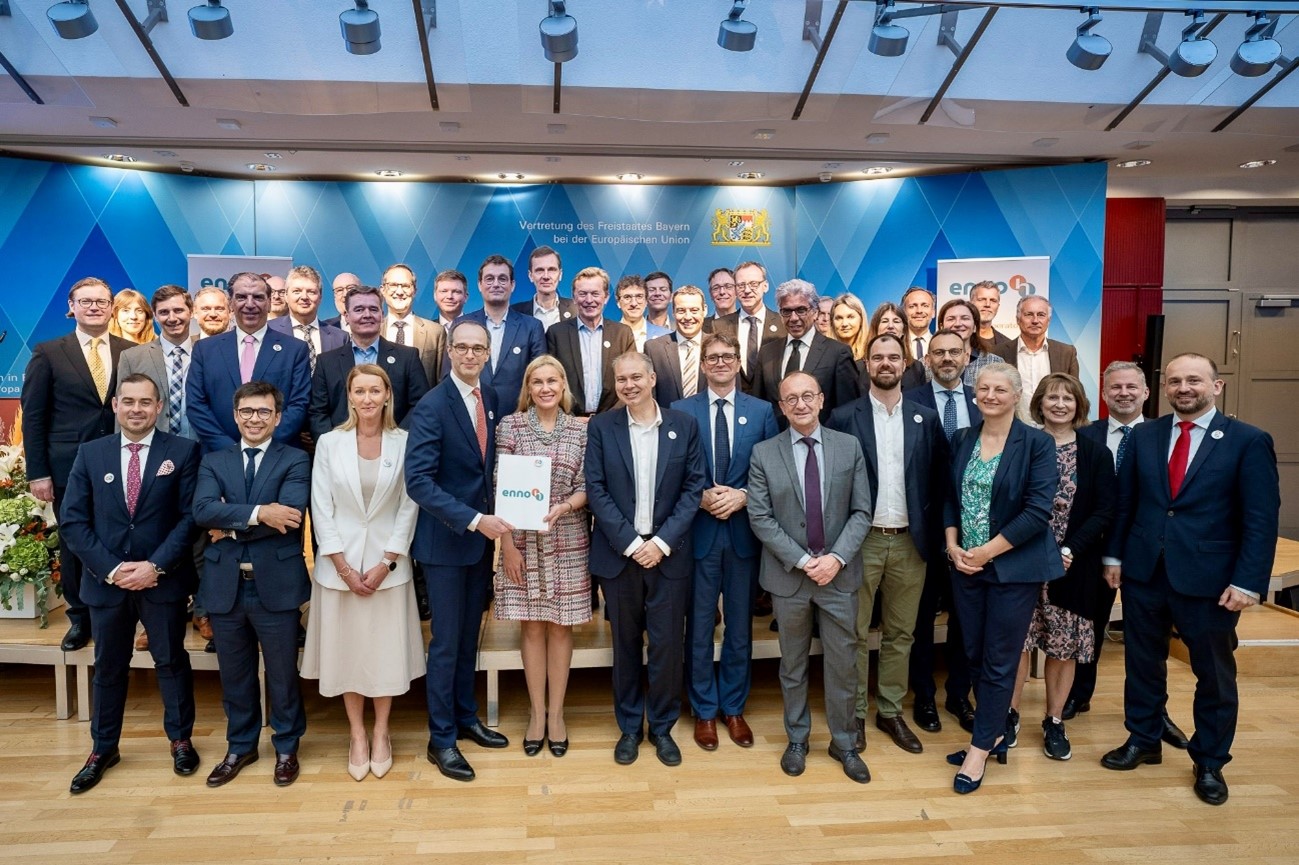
[{"xmin": 711, "ymin": 208, "xmax": 771, "ymax": 246}]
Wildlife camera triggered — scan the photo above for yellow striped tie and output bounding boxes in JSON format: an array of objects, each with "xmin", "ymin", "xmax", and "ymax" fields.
[{"xmin": 88, "ymin": 337, "xmax": 108, "ymax": 401}]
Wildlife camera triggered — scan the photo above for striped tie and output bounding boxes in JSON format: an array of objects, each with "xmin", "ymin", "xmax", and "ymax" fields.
[
  {"xmin": 296, "ymin": 324, "xmax": 317, "ymax": 375},
  {"xmin": 168, "ymin": 346, "xmax": 185, "ymax": 432}
]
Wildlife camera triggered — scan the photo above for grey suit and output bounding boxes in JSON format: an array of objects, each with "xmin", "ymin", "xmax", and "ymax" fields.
[
  {"xmin": 385, "ymin": 314, "xmax": 446, "ymax": 385},
  {"xmin": 747, "ymin": 425, "xmax": 872, "ymax": 751},
  {"xmin": 117, "ymin": 339, "xmax": 197, "ymax": 439}
]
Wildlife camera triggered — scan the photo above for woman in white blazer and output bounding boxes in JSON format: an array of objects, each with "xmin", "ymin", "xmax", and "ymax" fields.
[{"xmin": 301, "ymin": 363, "xmax": 423, "ymax": 782}]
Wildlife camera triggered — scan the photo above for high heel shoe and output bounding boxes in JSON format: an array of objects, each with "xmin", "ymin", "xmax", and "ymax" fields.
[
  {"xmin": 369, "ymin": 736, "xmax": 392, "ymax": 779},
  {"xmin": 945, "ymin": 739, "xmax": 1009, "ymax": 766},
  {"xmin": 523, "ymin": 724, "xmax": 545, "ymax": 757},
  {"xmin": 547, "ymin": 736, "xmax": 569, "ymax": 758},
  {"xmin": 948, "ymin": 739, "xmax": 1008, "ymax": 794},
  {"xmin": 348, "ymin": 739, "xmax": 371, "ymax": 782}
]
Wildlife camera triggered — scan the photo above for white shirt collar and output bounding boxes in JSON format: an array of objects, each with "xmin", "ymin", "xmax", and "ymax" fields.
[
  {"xmin": 1177, "ymin": 406, "xmax": 1217, "ymax": 430},
  {"xmin": 239, "ymin": 438, "xmax": 269, "ymax": 453},
  {"xmin": 708, "ymin": 386, "xmax": 737, "ymax": 405},
  {"xmin": 120, "ymin": 429, "xmax": 157, "ymax": 450},
  {"xmin": 789, "ymin": 424, "xmax": 822, "ymax": 445},
  {"xmin": 627, "ymin": 405, "xmax": 663, "ymax": 429},
  {"xmin": 869, "ymin": 391, "xmax": 903, "ymax": 416},
  {"xmin": 1108, "ymin": 414, "xmax": 1143, "ymax": 432},
  {"xmin": 77, "ymin": 327, "xmax": 108, "ymax": 346},
  {"xmin": 449, "ymin": 370, "xmax": 480, "ymax": 399},
  {"xmin": 236, "ymin": 324, "xmax": 269, "ymax": 343}
]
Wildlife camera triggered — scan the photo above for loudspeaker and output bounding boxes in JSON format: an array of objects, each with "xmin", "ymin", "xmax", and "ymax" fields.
[{"xmin": 1141, "ymin": 313, "xmax": 1165, "ymax": 419}]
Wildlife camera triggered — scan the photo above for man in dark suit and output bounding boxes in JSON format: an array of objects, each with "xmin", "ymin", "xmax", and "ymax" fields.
[
  {"xmin": 672, "ymin": 332, "xmax": 778, "ymax": 753},
  {"xmin": 970, "ymin": 281, "xmax": 1013, "ymax": 349},
  {"xmin": 547, "ymin": 266, "xmax": 636, "ymax": 416},
  {"xmin": 309, "ymin": 285, "xmax": 429, "ymax": 439},
  {"xmin": 705, "ymin": 267, "xmax": 739, "ymax": 324},
  {"xmin": 381, "ymin": 263, "xmax": 446, "ymax": 385},
  {"xmin": 904, "ymin": 328, "xmax": 979, "ymax": 733},
  {"xmin": 747, "ymin": 371, "xmax": 873, "ymax": 782},
  {"xmin": 1100, "ymin": 353, "xmax": 1277, "ymax": 806},
  {"xmin": 828, "ymin": 333, "xmax": 947, "ymax": 757},
  {"xmin": 193, "ymin": 381, "xmax": 312, "ymax": 788},
  {"xmin": 992, "ymin": 295, "xmax": 1080, "ymax": 417},
  {"xmin": 60, "ymin": 374, "xmax": 202, "ymax": 793},
  {"xmin": 587, "ymin": 351, "xmax": 706, "ymax": 767},
  {"xmin": 320, "ymin": 271, "xmax": 361, "ymax": 331},
  {"xmin": 405, "ymin": 319, "xmax": 513, "ymax": 782},
  {"xmin": 710, "ymin": 260, "xmax": 786, "ymax": 393},
  {"xmin": 461, "ymin": 254, "xmax": 546, "ymax": 415},
  {"xmin": 511, "ymin": 246, "xmax": 576, "ymax": 331},
  {"xmin": 645, "ymin": 285, "xmax": 708, "ymax": 409},
  {"xmin": 434, "ymin": 269, "xmax": 469, "ymax": 331},
  {"xmin": 752, "ymin": 279, "xmax": 860, "ymax": 425},
  {"xmin": 902, "ymin": 286, "xmax": 935, "ymax": 361},
  {"xmin": 186, "ymin": 272, "xmax": 312, "ymax": 454},
  {"xmin": 21, "ymin": 276, "xmax": 133, "ymax": 650},
  {"xmin": 268, "ymin": 265, "xmax": 347, "ymax": 377}
]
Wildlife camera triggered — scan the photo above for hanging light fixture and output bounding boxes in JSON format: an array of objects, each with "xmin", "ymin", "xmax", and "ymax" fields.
[
  {"xmin": 188, "ymin": 0, "xmax": 232, "ymax": 40},
  {"xmin": 539, "ymin": 0, "xmax": 578, "ymax": 63},
  {"xmin": 47, "ymin": 0, "xmax": 98, "ymax": 39},
  {"xmin": 717, "ymin": 1, "xmax": 756, "ymax": 52},
  {"xmin": 1066, "ymin": 7, "xmax": 1111, "ymax": 71}
]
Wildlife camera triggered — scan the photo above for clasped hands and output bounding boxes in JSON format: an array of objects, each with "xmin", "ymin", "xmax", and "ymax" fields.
[
  {"xmin": 700, "ymin": 485, "xmax": 746, "ymax": 520},
  {"xmin": 949, "ymin": 544, "xmax": 993, "ymax": 575},
  {"xmin": 112, "ymin": 560, "xmax": 159, "ymax": 591},
  {"xmin": 334, "ymin": 554, "xmax": 400, "ymax": 596},
  {"xmin": 803, "ymin": 554, "xmax": 841, "ymax": 586}
]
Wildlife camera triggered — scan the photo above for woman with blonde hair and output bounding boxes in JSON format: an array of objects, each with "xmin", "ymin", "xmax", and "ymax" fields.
[
  {"xmin": 830, "ymin": 294, "xmax": 870, "ymax": 370},
  {"xmin": 108, "ymin": 289, "xmax": 156, "ymax": 344}
]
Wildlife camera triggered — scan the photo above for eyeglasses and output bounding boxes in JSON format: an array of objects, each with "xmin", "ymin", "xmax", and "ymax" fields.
[
  {"xmin": 778, "ymin": 306, "xmax": 812, "ymax": 318},
  {"xmin": 382, "ymin": 281, "xmax": 414, "ymax": 292},
  {"xmin": 270, "ymin": 289, "xmax": 287, "ymax": 298},
  {"xmin": 450, "ymin": 343, "xmax": 489, "ymax": 357},
  {"xmin": 74, "ymin": 298, "xmax": 112, "ymax": 309},
  {"xmin": 481, "ymin": 276, "xmax": 512, "ymax": 285},
  {"xmin": 930, "ymin": 347, "xmax": 967, "ymax": 359},
  {"xmin": 710, "ymin": 282, "xmax": 736, "ymax": 292},
  {"xmin": 703, "ymin": 352, "xmax": 738, "ymax": 364},
  {"xmin": 780, "ymin": 392, "xmax": 821, "ymax": 407},
  {"xmin": 736, "ymin": 280, "xmax": 765, "ymax": 291},
  {"xmin": 236, "ymin": 407, "xmax": 275, "ymax": 420}
]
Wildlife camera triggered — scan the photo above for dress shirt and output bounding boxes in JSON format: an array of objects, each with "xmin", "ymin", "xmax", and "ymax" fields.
[
  {"xmin": 706, "ymin": 386, "xmax": 736, "ymax": 466},
  {"xmin": 78, "ymin": 327, "xmax": 113, "ymax": 381},
  {"xmin": 239, "ymin": 438, "xmax": 267, "ymax": 526},
  {"xmin": 386, "ymin": 313, "xmax": 416, "ymax": 344},
  {"xmin": 1015, "ymin": 337, "xmax": 1052, "ymax": 415},
  {"xmin": 869, "ymin": 393, "xmax": 908, "ymax": 528},
  {"xmin": 788, "ymin": 425, "xmax": 843, "ymax": 568},
  {"xmin": 288, "ymin": 317, "xmax": 324, "ymax": 357},
  {"xmin": 350, "ymin": 339, "xmax": 379, "ymax": 366},
  {"xmin": 448, "ymin": 371, "xmax": 485, "ymax": 531},
  {"xmin": 780, "ymin": 334, "xmax": 812, "ymax": 374},
  {"xmin": 577, "ymin": 319, "xmax": 605, "ymax": 414},
  {"xmin": 676, "ymin": 333, "xmax": 703, "ymax": 395},
  {"xmin": 932, "ymin": 379, "xmax": 971, "ymax": 430},
  {"xmin": 531, "ymin": 298, "xmax": 562, "ymax": 332},
  {"xmin": 738, "ymin": 311, "xmax": 763, "ymax": 373},
  {"xmin": 118, "ymin": 429, "xmax": 157, "ymax": 507},
  {"xmin": 1167, "ymin": 406, "xmax": 1215, "ymax": 464},
  {"xmin": 622, "ymin": 407, "xmax": 671, "ymax": 557},
  {"xmin": 1105, "ymin": 414, "xmax": 1144, "ymax": 461},
  {"xmin": 626, "ymin": 318, "xmax": 649, "ymax": 352},
  {"xmin": 909, "ymin": 329, "xmax": 932, "ymax": 361},
  {"xmin": 160, "ymin": 337, "xmax": 190, "ymax": 433},
  {"xmin": 438, "ymin": 316, "xmax": 456, "ymax": 331},
  {"xmin": 483, "ymin": 309, "xmax": 509, "ymax": 371},
  {"xmin": 234, "ymin": 324, "xmax": 270, "ymax": 359}
]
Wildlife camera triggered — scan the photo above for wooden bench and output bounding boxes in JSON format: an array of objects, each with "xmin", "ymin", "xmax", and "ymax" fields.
[{"xmin": 0, "ymin": 613, "xmax": 71, "ymax": 719}]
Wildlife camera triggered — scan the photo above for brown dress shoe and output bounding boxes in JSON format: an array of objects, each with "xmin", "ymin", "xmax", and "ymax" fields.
[
  {"xmin": 722, "ymin": 714, "xmax": 754, "ymax": 747},
  {"xmin": 273, "ymin": 753, "xmax": 300, "ymax": 786},
  {"xmin": 194, "ymin": 616, "xmax": 214, "ymax": 640},
  {"xmin": 875, "ymin": 713, "xmax": 924, "ymax": 753},
  {"xmin": 694, "ymin": 717, "xmax": 719, "ymax": 751},
  {"xmin": 206, "ymin": 752, "xmax": 259, "ymax": 787},
  {"xmin": 134, "ymin": 630, "xmax": 149, "ymax": 652}
]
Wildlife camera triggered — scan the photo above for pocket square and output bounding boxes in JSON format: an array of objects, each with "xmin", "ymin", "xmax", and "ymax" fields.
[{"xmin": 156, "ymin": 459, "xmax": 176, "ymax": 477}]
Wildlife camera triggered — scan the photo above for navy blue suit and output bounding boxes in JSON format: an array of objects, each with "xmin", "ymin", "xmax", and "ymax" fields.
[
  {"xmin": 1067, "ymin": 419, "xmax": 1118, "ymax": 706},
  {"xmin": 61, "ymin": 431, "xmax": 201, "ymax": 753},
  {"xmin": 1108, "ymin": 410, "xmax": 1279, "ymax": 768},
  {"xmin": 586, "ymin": 406, "xmax": 707, "ymax": 736},
  {"xmin": 404, "ymin": 376, "xmax": 498, "ymax": 748},
  {"xmin": 193, "ymin": 441, "xmax": 312, "ymax": 755},
  {"xmin": 186, "ymin": 328, "xmax": 312, "ymax": 453},
  {"xmin": 458, "ymin": 309, "xmax": 545, "ymax": 418},
  {"xmin": 672, "ymin": 390, "xmax": 778, "ymax": 720},
  {"xmin": 307, "ymin": 338, "xmax": 429, "ymax": 440},
  {"xmin": 905, "ymin": 381, "xmax": 983, "ymax": 427},
  {"xmin": 268, "ymin": 315, "xmax": 348, "ymax": 355}
]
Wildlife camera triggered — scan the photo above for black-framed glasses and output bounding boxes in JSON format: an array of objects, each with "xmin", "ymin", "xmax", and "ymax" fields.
[
  {"xmin": 450, "ymin": 343, "xmax": 489, "ymax": 357},
  {"xmin": 703, "ymin": 352, "xmax": 738, "ymax": 364},
  {"xmin": 74, "ymin": 298, "xmax": 111, "ymax": 309},
  {"xmin": 236, "ymin": 407, "xmax": 275, "ymax": 420},
  {"xmin": 778, "ymin": 306, "xmax": 812, "ymax": 318},
  {"xmin": 736, "ymin": 280, "xmax": 765, "ymax": 291}
]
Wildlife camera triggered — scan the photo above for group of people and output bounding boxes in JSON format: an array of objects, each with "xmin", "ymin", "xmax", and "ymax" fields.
[{"xmin": 20, "ymin": 249, "xmax": 1278, "ymax": 808}]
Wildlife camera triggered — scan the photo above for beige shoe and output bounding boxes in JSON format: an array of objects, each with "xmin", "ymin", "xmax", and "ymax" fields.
[{"xmin": 370, "ymin": 736, "xmax": 393, "ymax": 779}]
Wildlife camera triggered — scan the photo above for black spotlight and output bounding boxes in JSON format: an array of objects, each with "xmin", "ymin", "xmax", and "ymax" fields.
[
  {"xmin": 340, "ymin": 0, "xmax": 381, "ymax": 55},
  {"xmin": 718, "ymin": 1, "xmax": 756, "ymax": 52},
  {"xmin": 189, "ymin": 0, "xmax": 233, "ymax": 40},
  {"xmin": 48, "ymin": 0, "xmax": 98, "ymax": 39},
  {"xmin": 1066, "ymin": 7, "xmax": 1110, "ymax": 71},
  {"xmin": 539, "ymin": 0, "xmax": 578, "ymax": 63},
  {"xmin": 1231, "ymin": 12, "xmax": 1282, "ymax": 77},
  {"xmin": 1166, "ymin": 11, "xmax": 1216, "ymax": 77},
  {"xmin": 868, "ymin": 1, "xmax": 908, "ymax": 58}
]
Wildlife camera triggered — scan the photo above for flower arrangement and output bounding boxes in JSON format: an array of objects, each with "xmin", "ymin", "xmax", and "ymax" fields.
[{"xmin": 0, "ymin": 438, "xmax": 62, "ymax": 627}]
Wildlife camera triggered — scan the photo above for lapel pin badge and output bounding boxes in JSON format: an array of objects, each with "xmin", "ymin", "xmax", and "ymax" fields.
[
  {"xmin": 382, "ymin": 458, "xmax": 393, "ymax": 467},
  {"xmin": 272, "ymin": 343, "xmax": 282, "ymax": 351},
  {"xmin": 668, "ymin": 430, "xmax": 677, "ymax": 440},
  {"xmin": 769, "ymin": 324, "xmax": 778, "ymax": 332},
  {"xmin": 513, "ymin": 346, "xmax": 521, "ymax": 354},
  {"xmin": 913, "ymin": 414, "xmax": 923, "ymax": 423},
  {"xmin": 1211, "ymin": 430, "xmax": 1224, "ymax": 440},
  {"xmin": 488, "ymin": 411, "xmax": 495, "ymax": 420},
  {"xmin": 738, "ymin": 416, "xmax": 748, "ymax": 425},
  {"xmin": 604, "ymin": 340, "xmax": 611, "ymax": 349},
  {"xmin": 103, "ymin": 473, "xmax": 114, "ymax": 483},
  {"xmin": 386, "ymin": 355, "xmax": 395, "ymax": 364}
]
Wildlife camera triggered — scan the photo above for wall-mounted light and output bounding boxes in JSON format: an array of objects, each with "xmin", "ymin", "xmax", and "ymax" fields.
[
  {"xmin": 1115, "ymin": 159, "xmax": 1152, "ymax": 169},
  {"xmin": 539, "ymin": 1, "xmax": 577, "ymax": 63},
  {"xmin": 1141, "ymin": 10, "xmax": 1216, "ymax": 77},
  {"xmin": 48, "ymin": 0, "xmax": 98, "ymax": 39},
  {"xmin": 374, "ymin": 169, "xmax": 404, "ymax": 178},
  {"xmin": 1231, "ymin": 11, "xmax": 1281, "ymax": 77},
  {"xmin": 868, "ymin": 1, "xmax": 908, "ymax": 57},
  {"xmin": 340, "ymin": 0, "xmax": 381, "ymax": 55},
  {"xmin": 103, "ymin": 153, "xmax": 136, "ymax": 162},
  {"xmin": 862, "ymin": 166, "xmax": 892, "ymax": 176},
  {"xmin": 1066, "ymin": 7, "xmax": 1110, "ymax": 71},
  {"xmin": 189, "ymin": 0, "xmax": 232, "ymax": 40},
  {"xmin": 718, "ymin": 1, "xmax": 756, "ymax": 52},
  {"xmin": 246, "ymin": 163, "xmax": 276, "ymax": 172}
]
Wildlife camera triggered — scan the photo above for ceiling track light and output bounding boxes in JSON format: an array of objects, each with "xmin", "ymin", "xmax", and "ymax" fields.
[
  {"xmin": 718, "ymin": 1, "xmax": 756, "ymax": 53},
  {"xmin": 539, "ymin": 0, "xmax": 577, "ymax": 63},
  {"xmin": 188, "ymin": 0, "xmax": 232, "ymax": 40},
  {"xmin": 1066, "ymin": 6, "xmax": 1110, "ymax": 71},
  {"xmin": 1231, "ymin": 11, "xmax": 1282, "ymax": 77},
  {"xmin": 1140, "ymin": 10, "xmax": 1216, "ymax": 78},
  {"xmin": 48, "ymin": 0, "xmax": 98, "ymax": 39},
  {"xmin": 340, "ymin": 0, "xmax": 381, "ymax": 55},
  {"xmin": 869, "ymin": 0, "xmax": 908, "ymax": 57}
]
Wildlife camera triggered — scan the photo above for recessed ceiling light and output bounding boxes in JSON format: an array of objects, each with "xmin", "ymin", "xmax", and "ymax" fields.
[
  {"xmin": 737, "ymin": 171, "xmax": 765, "ymax": 180},
  {"xmin": 752, "ymin": 129, "xmax": 776, "ymax": 140},
  {"xmin": 728, "ymin": 160, "xmax": 745, "ymax": 167},
  {"xmin": 1115, "ymin": 159, "xmax": 1152, "ymax": 168},
  {"xmin": 497, "ymin": 173, "xmax": 525, "ymax": 181},
  {"xmin": 1123, "ymin": 140, "xmax": 1155, "ymax": 150},
  {"xmin": 374, "ymin": 169, "xmax": 404, "ymax": 178},
  {"xmin": 1033, "ymin": 137, "xmax": 1059, "ymax": 148},
  {"xmin": 1239, "ymin": 159, "xmax": 1276, "ymax": 169},
  {"xmin": 862, "ymin": 166, "xmax": 892, "ymax": 176},
  {"xmin": 216, "ymin": 118, "xmax": 241, "ymax": 130},
  {"xmin": 154, "ymin": 149, "xmax": 177, "ymax": 158},
  {"xmin": 246, "ymin": 163, "xmax": 276, "ymax": 172},
  {"xmin": 616, "ymin": 173, "xmax": 644, "ymax": 181},
  {"xmin": 102, "ymin": 154, "xmax": 136, "ymax": 163},
  {"xmin": 263, "ymin": 152, "xmax": 284, "ymax": 159},
  {"xmin": 89, "ymin": 116, "xmax": 118, "ymax": 128}
]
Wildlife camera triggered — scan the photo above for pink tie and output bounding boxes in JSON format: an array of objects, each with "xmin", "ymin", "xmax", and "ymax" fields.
[
  {"xmin": 472, "ymin": 386, "xmax": 488, "ymax": 460},
  {"xmin": 240, "ymin": 334, "xmax": 256, "ymax": 383},
  {"xmin": 126, "ymin": 443, "xmax": 143, "ymax": 516}
]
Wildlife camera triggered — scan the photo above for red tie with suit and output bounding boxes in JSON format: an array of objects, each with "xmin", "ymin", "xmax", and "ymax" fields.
[{"xmin": 1168, "ymin": 420, "xmax": 1195, "ymax": 498}]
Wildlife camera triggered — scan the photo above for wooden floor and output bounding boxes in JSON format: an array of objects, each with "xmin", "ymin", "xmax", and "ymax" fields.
[{"xmin": 3, "ymin": 635, "xmax": 1299, "ymax": 865}]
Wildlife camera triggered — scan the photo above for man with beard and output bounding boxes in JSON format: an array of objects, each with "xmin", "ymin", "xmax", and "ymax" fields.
[
  {"xmin": 970, "ymin": 280, "xmax": 1012, "ymax": 349},
  {"xmin": 194, "ymin": 287, "xmax": 232, "ymax": 339}
]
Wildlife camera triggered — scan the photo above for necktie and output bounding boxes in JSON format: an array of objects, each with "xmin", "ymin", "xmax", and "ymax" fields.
[
  {"xmin": 240, "ymin": 334, "xmax": 256, "ymax": 383},
  {"xmin": 942, "ymin": 390, "xmax": 958, "ymax": 441},
  {"xmin": 295, "ymin": 323, "xmax": 317, "ymax": 375},
  {"xmin": 713, "ymin": 398, "xmax": 731, "ymax": 484},
  {"xmin": 168, "ymin": 346, "xmax": 185, "ymax": 432},
  {"xmin": 471, "ymin": 386, "xmax": 488, "ymax": 460},
  {"xmin": 1115, "ymin": 424, "xmax": 1132, "ymax": 469},
  {"xmin": 125, "ymin": 442, "xmax": 143, "ymax": 516},
  {"xmin": 1168, "ymin": 420, "xmax": 1195, "ymax": 498},
  {"xmin": 914, "ymin": 336, "xmax": 924, "ymax": 361},
  {"xmin": 394, "ymin": 320, "xmax": 407, "ymax": 346},
  {"xmin": 801, "ymin": 436, "xmax": 825, "ymax": 554},
  {"xmin": 682, "ymin": 340, "xmax": 698, "ymax": 398},
  {"xmin": 784, "ymin": 338, "xmax": 802, "ymax": 377},
  {"xmin": 88, "ymin": 336, "xmax": 108, "ymax": 401},
  {"xmin": 745, "ymin": 315, "xmax": 759, "ymax": 375},
  {"xmin": 244, "ymin": 447, "xmax": 259, "ymax": 497}
]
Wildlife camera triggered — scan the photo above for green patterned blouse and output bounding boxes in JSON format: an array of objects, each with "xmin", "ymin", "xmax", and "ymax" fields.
[{"xmin": 960, "ymin": 438, "xmax": 1001, "ymax": 548}]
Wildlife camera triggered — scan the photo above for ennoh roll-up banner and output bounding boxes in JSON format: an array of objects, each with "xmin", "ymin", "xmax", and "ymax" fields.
[{"xmin": 935, "ymin": 256, "xmax": 1051, "ymax": 342}]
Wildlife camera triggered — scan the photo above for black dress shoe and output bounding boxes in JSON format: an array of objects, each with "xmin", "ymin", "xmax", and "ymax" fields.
[
  {"xmin": 1193, "ymin": 763, "xmax": 1228, "ymax": 805},
  {"xmin": 913, "ymin": 700, "xmax": 942, "ymax": 733},
  {"xmin": 827, "ymin": 744, "xmax": 871, "ymax": 784},
  {"xmin": 1100, "ymin": 742, "xmax": 1162, "ymax": 771},
  {"xmin": 1162, "ymin": 716, "xmax": 1190, "ymax": 750},
  {"xmin": 273, "ymin": 753, "xmax": 299, "ymax": 786},
  {"xmin": 945, "ymin": 698, "xmax": 976, "ymax": 734},
  {"xmin": 70, "ymin": 749, "xmax": 120, "ymax": 794},
  {"xmin": 614, "ymin": 732, "xmax": 643, "ymax": 765},
  {"xmin": 854, "ymin": 716, "xmax": 865, "ymax": 751},
  {"xmin": 457, "ymin": 720, "xmax": 509, "ymax": 749},
  {"xmin": 1061, "ymin": 698, "xmax": 1090, "ymax": 721},
  {"xmin": 206, "ymin": 751, "xmax": 259, "ymax": 787},
  {"xmin": 171, "ymin": 739, "xmax": 200, "ymax": 776},
  {"xmin": 204, "ymin": 639, "xmax": 216, "ymax": 654},
  {"xmin": 780, "ymin": 742, "xmax": 808, "ymax": 776},
  {"xmin": 648, "ymin": 733, "xmax": 682, "ymax": 767},
  {"xmin": 427, "ymin": 745, "xmax": 475, "ymax": 781},
  {"xmin": 61, "ymin": 623, "xmax": 90, "ymax": 652}
]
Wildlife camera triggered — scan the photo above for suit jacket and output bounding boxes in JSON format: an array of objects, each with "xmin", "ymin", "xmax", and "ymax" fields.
[
  {"xmin": 671, "ymin": 390, "xmax": 778, "ymax": 560},
  {"xmin": 459, "ymin": 309, "xmax": 546, "ymax": 416},
  {"xmin": 827, "ymin": 395, "xmax": 948, "ymax": 559},
  {"xmin": 753, "ymin": 332, "xmax": 861, "ymax": 424},
  {"xmin": 1107, "ymin": 411, "xmax": 1279, "ymax": 598},
  {"xmin": 268, "ymin": 315, "xmax": 348, "ymax": 355},
  {"xmin": 404, "ymin": 376, "xmax": 498, "ymax": 566},
  {"xmin": 117, "ymin": 339, "xmax": 197, "ymax": 439},
  {"xmin": 584, "ymin": 407, "xmax": 707, "ymax": 580},
  {"xmin": 20, "ymin": 332, "xmax": 132, "ymax": 487},
  {"xmin": 192, "ymin": 441, "xmax": 312, "ymax": 614},
  {"xmin": 646, "ymin": 333, "xmax": 708, "ymax": 409},
  {"xmin": 1046, "ymin": 432, "xmax": 1115, "ymax": 620},
  {"xmin": 60, "ymin": 430, "xmax": 201, "ymax": 607},
  {"xmin": 944, "ymin": 419, "xmax": 1062, "ymax": 584},
  {"xmin": 308, "ymin": 338, "xmax": 429, "ymax": 440},
  {"xmin": 546, "ymin": 318, "xmax": 637, "ymax": 415},
  {"xmin": 186, "ymin": 327, "xmax": 312, "ymax": 453},
  {"xmin": 385, "ymin": 314, "xmax": 446, "ymax": 386},
  {"xmin": 310, "ymin": 427, "xmax": 419, "ymax": 591},
  {"xmin": 992, "ymin": 338, "xmax": 1080, "ymax": 379},
  {"xmin": 905, "ymin": 380, "xmax": 983, "ymax": 427},
  {"xmin": 711, "ymin": 307, "xmax": 786, "ymax": 392},
  {"xmin": 747, "ymin": 426, "xmax": 872, "ymax": 596},
  {"xmin": 511, "ymin": 296, "xmax": 578, "ymax": 329}
]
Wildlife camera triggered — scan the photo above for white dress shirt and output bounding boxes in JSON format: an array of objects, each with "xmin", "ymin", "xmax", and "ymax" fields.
[
  {"xmin": 738, "ymin": 311, "xmax": 766, "ymax": 374},
  {"xmin": 908, "ymin": 329, "xmax": 932, "ymax": 361},
  {"xmin": 239, "ymin": 438, "xmax": 267, "ymax": 526},
  {"xmin": 1105, "ymin": 413, "xmax": 1143, "ymax": 461},
  {"xmin": 676, "ymin": 333, "xmax": 703, "ymax": 397},
  {"xmin": 386, "ymin": 313, "xmax": 417, "ymax": 345},
  {"xmin": 706, "ymin": 386, "xmax": 737, "ymax": 467},
  {"xmin": 78, "ymin": 327, "xmax": 113, "ymax": 380},
  {"xmin": 447, "ymin": 371, "xmax": 485, "ymax": 531},
  {"xmin": 234, "ymin": 323, "xmax": 270, "ymax": 360},
  {"xmin": 118, "ymin": 429, "xmax": 157, "ymax": 505},
  {"xmin": 1015, "ymin": 337, "xmax": 1052, "ymax": 416},
  {"xmin": 788, "ymin": 425, "xmax": 843, "ymax": 568},
  {"xmin": 531, "ymin": 298, "xmax": 561, "ymax": 332},
  {"xmin": 288, "ymin": 317, "xmax": 325, "ymax": 356},
  {"xmin": 870, "ymin": 393, "xmax": 908, "ymax": 528},
  {"xmin": 623, "ymin": 406, "xmax": 671, "ymax": 557},
  {"xmin": 780, "ymin": 334, "xmax": 812, "ymax": 374}
]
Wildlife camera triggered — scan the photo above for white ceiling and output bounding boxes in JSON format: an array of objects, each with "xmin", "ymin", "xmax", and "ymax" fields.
[{"xmin": 2, "ymin": 0, "xmax": 1298, "ymax": 201}]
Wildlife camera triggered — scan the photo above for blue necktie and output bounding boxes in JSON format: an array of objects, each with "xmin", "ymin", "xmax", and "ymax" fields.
[
  {"xmin": 713, "ymin": 398, "xmax": 731, "ymax": 484},
  {"xmin": 1116, "ymin": 424, "xmax": 1132, "ymax": 469},
  {"xmin": 244, "ymin": 447, "xmax": 259, "ymax": 497},
  {"xmin": 942, "ymin": 390, "xmax": 958, "ymax": 441}
]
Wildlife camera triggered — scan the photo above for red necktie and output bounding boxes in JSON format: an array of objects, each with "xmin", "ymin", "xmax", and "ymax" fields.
[
  {"xmin": 1168, "ymin": 420, "xmax": 1195, "ymax": 499},
  {"xmin": 472, "ymin": 386, "xmax": 488, "ymax": 460}
]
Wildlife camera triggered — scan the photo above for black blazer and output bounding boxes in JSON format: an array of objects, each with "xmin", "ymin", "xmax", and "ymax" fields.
[
  {"xmin": 1046, "ymin": 433, "xmax": 1115, "ymax": 620},
  {"xmin": 944, "ymin": 418, "xmax": 1062, "ymax": 584},
  {"xmin": 645, "ymin": 333, "xmax": 708, "ymax": 409},
  {"xmin": 308, "ymin": 338, "xmax": 429, "ymax": 439},
  {"xmin": 511, "ymin": 296, "xmax": 578, "ymax": 328},
  {"xmin": 546, "ymin": 318, "xmax": 637, "ymax": 415},
  {"xmin": 905, "ymin": 379, "xmax": 983, "ymax": 428},
  {"xmin": 711, "ymin": 307, "xmax": 786, "ymax": 393},
  {"xmin": 753, "ymin": 332, "xmax": 861, "ymax": 425}
]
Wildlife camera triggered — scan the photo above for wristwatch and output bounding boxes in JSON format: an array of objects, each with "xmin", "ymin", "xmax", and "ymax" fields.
[{"xmin": 381, "ymin": 558, "xmax": 397, "ymax": 572}]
